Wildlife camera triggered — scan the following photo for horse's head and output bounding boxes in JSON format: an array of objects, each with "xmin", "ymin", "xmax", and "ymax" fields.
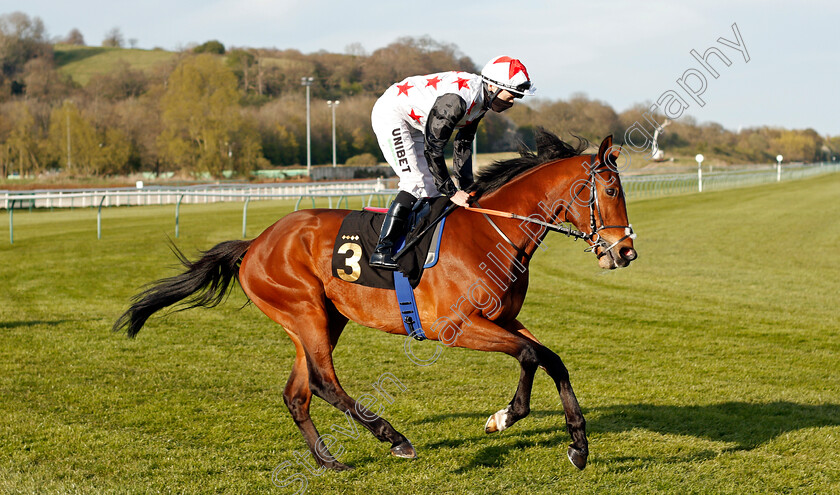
[
  {"xmin": 470, "ymin": 129, "xmax": 636, "ymax": 270},
  {"xmin": 565, "ymin": 136, "xmax": 637, "ymax": 270}
]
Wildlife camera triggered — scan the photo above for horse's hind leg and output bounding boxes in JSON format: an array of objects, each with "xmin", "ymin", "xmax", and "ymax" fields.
[
  {"xmin": 290, "ymin": 302, "xmax": 415, "ymax": 466},
  {"xmin": 251, "ymin": 290, "xmax": 353, "ymax": 471},
  {"xmin": 302, "ymin": 328, "xmax": 416, "ymax": 460},
  {"xmin": 283, "ymin": 334, "xmax": 352, "ymax": 471},
  {"xmin": 305, "ymin": 360, "xmax": 416, "ymax": 459}
]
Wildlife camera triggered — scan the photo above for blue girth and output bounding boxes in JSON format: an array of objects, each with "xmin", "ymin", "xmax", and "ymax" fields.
[{"xmin": 392, "ymin": 216, "xmax": 447, "ymax": 341}]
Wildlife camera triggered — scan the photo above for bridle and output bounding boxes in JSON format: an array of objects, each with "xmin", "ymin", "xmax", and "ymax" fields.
[
  {"xmin": 571, "ymin": 155, "xmax": 637, "ymax": 260},
  {"xmin": 469, "ymin": 155, "xmax": 635, "ymax": 262}
]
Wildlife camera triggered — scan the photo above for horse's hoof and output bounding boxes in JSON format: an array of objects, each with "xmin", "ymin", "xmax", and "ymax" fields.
[
  {"xmin": 567, "ymin": 446, "xmax": 588, "ymax": 470},
  {"xmin": 391, "ymin": 440, "xmax": 417, "ymax": 459},
  {"xmin": 484, "ymin": 415, "xmax": 498, "ymax": 433},
  {"xmin": 484, "ymin": 408, "xmax": 509, "ymax": 434}
]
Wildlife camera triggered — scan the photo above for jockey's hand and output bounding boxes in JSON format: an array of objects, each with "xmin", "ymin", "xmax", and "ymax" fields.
[{"xmin": 450, "ymin": 190, "xmax": 471, "ymax": 207}]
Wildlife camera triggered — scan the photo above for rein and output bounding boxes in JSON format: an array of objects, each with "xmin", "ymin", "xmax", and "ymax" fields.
[
  {"xmin": 465, "ymin": 155, "xmax": 636, "ymax": 259},
  {"xmin": 464, "ymin": 205, "xmax": 590, "ymax": 240}
]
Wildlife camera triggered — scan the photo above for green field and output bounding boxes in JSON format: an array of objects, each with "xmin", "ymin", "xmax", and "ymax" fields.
[
  {"xmin": 54, "ymin": 44, "xmax": 178, "ymax": 86},
  {"xmin": 2, "ymin": 174, "xmax": 839, "ymax": 493}
]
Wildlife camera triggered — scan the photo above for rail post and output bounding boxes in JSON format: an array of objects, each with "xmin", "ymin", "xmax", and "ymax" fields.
[
  {"xmin": 695, "ymin": 154, "xmax": 704, "ymax": 192},
  {"xmin": 97, "ymin": 194, "xmax": 107, "ymax": 239},
  {"xmin": 8, "ymin": 199, "xmax": 13, "ymax": 244},
  {"xmin": 242, "ymin": 196, "xmax": 251, "ymax": 238},
  {"xmin": 175, "ymin": 194, "xmax": 186, "ymax": 238}
]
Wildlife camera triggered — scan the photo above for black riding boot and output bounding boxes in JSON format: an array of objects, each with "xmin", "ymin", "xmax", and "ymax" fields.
[{"xmin": 369, "ymin": 193, "xmax": 416, "ymax": 270}]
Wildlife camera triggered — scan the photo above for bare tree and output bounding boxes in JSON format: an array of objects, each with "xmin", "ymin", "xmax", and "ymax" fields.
[
  {"xmin": 0, "ymin": 12, "xmax": 52, "ymax": 77},
  {"xmin": 102, "ymin": 27, "xmax": 124, "ymax": 48}
]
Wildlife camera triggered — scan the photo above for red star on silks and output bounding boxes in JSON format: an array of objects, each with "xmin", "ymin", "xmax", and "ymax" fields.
[
  {"xmin": 408, "ymin": 109, "xmax": 423, "ymax": 124},
  {"xmin": 425, "ymin": 76, "xmax": 441, "ymax": 89},
  {"xmin": 454, "ymin": 77, "xmax": 470, "ymax": 90},
  {"xmin": 493, "ymin": 56, "xmax": 530, "ymax": 80},
  {"xmin": 396, "ymin": 82, "xmax": 413, "ymax": 96}
]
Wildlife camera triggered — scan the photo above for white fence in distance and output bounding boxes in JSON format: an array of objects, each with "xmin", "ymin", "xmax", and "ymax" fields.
[
  {"xmin": 1, "ymin": 178, "xmax": 395, "ymax": 210},
  {"xmin": 4, "ymin": 163, "xmax": 839, "ymax": 243}
]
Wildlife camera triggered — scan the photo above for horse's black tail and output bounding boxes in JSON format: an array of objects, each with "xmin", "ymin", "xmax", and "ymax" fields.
[{"xmin": 113, "ymin": 239, "xmax": 253, "ymax": 338}]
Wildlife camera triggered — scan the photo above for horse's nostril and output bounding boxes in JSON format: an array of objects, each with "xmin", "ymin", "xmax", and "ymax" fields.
[{"xmin": 620, "ymin": 247, "xmax": 637, "ymax": 262}]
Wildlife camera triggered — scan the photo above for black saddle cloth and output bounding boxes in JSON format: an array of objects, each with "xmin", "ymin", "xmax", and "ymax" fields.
[{"xmin": 331, "ymin": 196, "xmax": 450, "ymax": 289}]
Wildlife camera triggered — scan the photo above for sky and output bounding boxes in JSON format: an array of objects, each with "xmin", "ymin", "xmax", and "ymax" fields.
[{"xmin": 6, "ymin": 0, "xmax": 840, "ymax": 135}]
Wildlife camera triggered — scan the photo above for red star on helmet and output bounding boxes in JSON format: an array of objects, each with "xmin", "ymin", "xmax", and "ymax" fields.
[
  {"xmin": 425, "ymin": 76, "xmax": 441, "ymax": 89},
  {"xmin": 493, "ymin": 56, "xmax": 530, "ymax": 80},
  {"xmin": 408, "ymin": 109, "xmax": 423, "ymax": 124},
  {"xmin": 396, "ymin": 82, "xmax": 413, "ymax": 96},
  {"xmin": 454, "ymin": 77, "xmax": 470, "ymax": 90}
]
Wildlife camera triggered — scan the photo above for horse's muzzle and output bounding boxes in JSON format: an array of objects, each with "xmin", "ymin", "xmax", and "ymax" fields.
[
  {"xmin": 619, "ymin": 246, "xmax": 637, "ymax": 263},
  {"xmin": 599, "ymin": 245, "xmax": 637, "ymax": 269}
]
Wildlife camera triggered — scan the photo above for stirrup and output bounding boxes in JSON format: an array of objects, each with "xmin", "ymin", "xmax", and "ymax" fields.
[
  {"xmin": 369, "ymin": 251, "xmax": 398, "ymax": 270},
  {"xmin": 368, "ymin": 197, "xmax": 414, "ymax": 270}
]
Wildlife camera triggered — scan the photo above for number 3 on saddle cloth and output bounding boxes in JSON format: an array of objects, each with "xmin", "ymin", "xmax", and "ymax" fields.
[{"xmin": 330, "ymin": 196, "xmax": 451, "ymax": 340}]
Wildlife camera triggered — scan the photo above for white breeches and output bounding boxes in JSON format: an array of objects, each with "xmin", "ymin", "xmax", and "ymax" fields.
[{"xmin": 371, "ymin": 97, "xmax": 442, "ymax": 199}]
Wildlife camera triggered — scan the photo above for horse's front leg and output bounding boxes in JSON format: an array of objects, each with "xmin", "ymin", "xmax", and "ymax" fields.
[
  {"xmin": 508, "ymin": 319, "xmax": 589, "ymax": 469},
  {"xmin": 451, "ymin": 317, "xmax": 588, "ymax": 470},
  {"xmin": 483, "ymin": 320, "xmax": 539, "ymax": 434},
  {"xmin": 483, "ymin": 347, "xmax": 537, "ymax": 434},
  {"xmin": 534, "ymin": 342, "xmax": 588, "ymax": 469}
]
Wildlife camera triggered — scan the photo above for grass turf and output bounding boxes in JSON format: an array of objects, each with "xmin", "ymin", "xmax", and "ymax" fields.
[
  {"xmin": 54, "ymin": 44, "xmax": 178, "ymax": 86},
  {"xmin": 1, "ymin": 174, "xmax": 839, "ymax": 493}
]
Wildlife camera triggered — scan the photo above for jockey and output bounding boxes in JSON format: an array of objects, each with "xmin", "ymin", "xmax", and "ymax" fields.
[{"xmin": 369, "ymin": 55, "xmax": 536, "ymax": 270}]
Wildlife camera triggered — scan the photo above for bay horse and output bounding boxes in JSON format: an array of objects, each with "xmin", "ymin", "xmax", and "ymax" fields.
[{"xmin": 114, "ymin": 130, "xmax": 637, "ymax": 472}]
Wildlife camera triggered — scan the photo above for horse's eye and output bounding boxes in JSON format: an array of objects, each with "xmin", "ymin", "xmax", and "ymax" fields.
[{"xmin": 606, "ymin": 188, "xmax": 618, "ymax": 197}]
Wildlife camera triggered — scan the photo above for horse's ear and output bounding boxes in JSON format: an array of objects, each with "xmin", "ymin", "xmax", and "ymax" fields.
[{"xmin": 597, "ymin": 135, "xmax": 613, "ymax": 165}]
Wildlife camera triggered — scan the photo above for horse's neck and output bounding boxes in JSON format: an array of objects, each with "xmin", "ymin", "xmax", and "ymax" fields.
[{"xmin": 476, "ymin": 161, "xmax": 583, "ymax": 260}]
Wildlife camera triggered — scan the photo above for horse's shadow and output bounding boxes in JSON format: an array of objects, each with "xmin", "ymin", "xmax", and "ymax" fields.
[
  {"xmin": 0, "ymin": 319, "xmax": 74, "ymax": 330},
  {"xmin": 421, "ymin": 401, "xmax": 840, "ymax": 472},
  {"xmin": 592, "ymin": 401, "xmax": 840, "ymax": 451}
]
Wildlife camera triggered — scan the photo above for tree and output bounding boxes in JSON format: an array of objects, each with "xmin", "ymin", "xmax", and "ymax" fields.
[
  {"xmin": 102, "ymin": 27, "xmax": 124, "ymax": 48},
  {"xmin": 94, "ymin": 127, "xmax": 132, "ymax": 174},
  {"xmin": 825, "ymin": 135, "xmax": 840, "ymax": 162},
  {"xmin": 111, "ymin": 97, "xmax": 164, "ymax": 174},
  {"xmin": 44, "ymin": 100, "xmax": 131, "ymax": 175},
  {"xmin": 48, "ymin": 100, "xmax": 98, "ymax": 175},
  {"xmin": 194, "ymin": 40, "xmax": 225, "ymax": 55},
  {"xmin": 225, "ymin": 49, "xmax": 256, "ymax": 93},
  {"xmin": 64, "ymin": 28, "xmax": 85, "ymax": 46},
  {"xmin": 86, "ymin": 60, "xmax": 148, "ymax": 101},
  {"xmin": 5, "ymin": 102, "xmax": 41, "ymax": 176},
  {"xmin": 158, "ymin": 54, "xmax": 266, "ymax": 177},
  {"xmin": 22, "ymin": 57, "xmax": 74, "ymax": 101},
  {"xmin": 0, "ymin": 12, "xmax": 52, "ymax": 98},
  {"xmin": 363, "ymin": 36, "xmax": 476, "ymax": 93},
  {"xmin": 772, "ymin": 130, "xmax": 820, "ymax": 163}
]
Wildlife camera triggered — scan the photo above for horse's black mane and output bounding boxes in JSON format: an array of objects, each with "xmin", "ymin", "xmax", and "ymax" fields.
[{"xmin": 468, "ymin": 128, "xmax": 589, "ymax": 197}]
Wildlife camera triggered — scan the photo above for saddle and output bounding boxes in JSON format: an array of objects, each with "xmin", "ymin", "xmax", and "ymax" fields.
[{"xmin": 331, "ymin": 196, "xmax": 450, "ymax": 290}]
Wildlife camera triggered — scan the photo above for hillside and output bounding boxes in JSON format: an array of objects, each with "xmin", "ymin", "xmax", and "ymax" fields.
[{"xmin": 54, "ymin": 44, "xmax": 178, "ymax": 85}]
